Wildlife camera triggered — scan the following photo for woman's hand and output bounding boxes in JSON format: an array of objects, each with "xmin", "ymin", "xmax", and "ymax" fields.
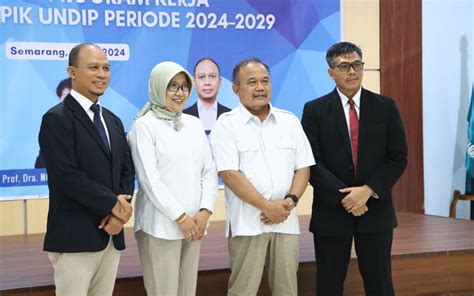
[
  {"xmin": 194, "ymin": 210, "xmax": 211, "ymax": 240},
  {"xmin": 176, "ymin": 214, "xmax": 200, "ymax": 242}
]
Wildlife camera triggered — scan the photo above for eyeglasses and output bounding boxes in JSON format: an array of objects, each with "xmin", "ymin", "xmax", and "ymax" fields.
[
  {"xmin": 167, "ymin": 81, "xmax": 190, "ymax": 93},
  {"xmin": 332, "ymin": 61, "xmax": 364, "ymax": 72}
]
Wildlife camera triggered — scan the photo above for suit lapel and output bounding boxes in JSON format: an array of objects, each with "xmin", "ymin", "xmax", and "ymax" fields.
[
  {"xmin": 103, "ymin": 110, "xmax": 119, "ymax": 163},
  {"xmin": 192, "ymin": 103, "xmax": 199, "ymax": 116},
  {"xmin": 187, "ymin": 102, "xmax": 199, "ymax": 117},
  {"xmin": 65, "ymin": 95, "xmax": 111, "ymax": 158},
  {"xmin": 357, "ymin": 88, "xmax": 370, "ymax": 174},
  {"xmin": 217, "ymin": 103, "xmax": 224, "ymax": 117},
  {"xmin": 329, "ymin": 90, "xmax": 352, "ymax": 160}
]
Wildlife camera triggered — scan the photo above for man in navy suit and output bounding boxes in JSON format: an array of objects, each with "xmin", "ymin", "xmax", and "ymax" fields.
[
  {"xmin": 301, "ymin": 42, "xmax": 407, "ymax": 296},
  {"xmin": 35, "ymin": 78, "xmax": 71, "ymax": 168},
  {"xmin": 39, "ymin": 43, "xmax": 135, "ymax": 296},
  {"xmin": 183, "ymin": 58, "xmax": 231, "ymax": 135}
]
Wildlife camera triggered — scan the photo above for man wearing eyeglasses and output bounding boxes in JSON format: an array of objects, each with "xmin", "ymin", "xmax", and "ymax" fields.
[{"xmin": 301, "ymin": 42, "xmax": 408, "ymax": 296}]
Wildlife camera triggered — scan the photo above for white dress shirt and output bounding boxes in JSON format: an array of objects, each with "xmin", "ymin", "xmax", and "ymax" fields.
[
  {"xmin": 197, "ymin": 99, "xmax": 218, "ymax": 132},
  {"xmin": 70, "ymin": 89, "xmax": 110, "ymax": 146},
  {"xmin": 337, "ymin": 86, "xmax": 361, "ymax": 135},
  {"xmin": 209, "ymin": 104, "xmax": 315, "ymax": 237},
  {"xmin": 127, "ymin": 113, "xmax": 217, "ymax": 240}
]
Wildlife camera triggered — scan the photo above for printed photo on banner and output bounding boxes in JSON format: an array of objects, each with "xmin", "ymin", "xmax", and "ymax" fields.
[{"xmin": 0, "ymin": 0, "xmax": 341, "ymax": 199}]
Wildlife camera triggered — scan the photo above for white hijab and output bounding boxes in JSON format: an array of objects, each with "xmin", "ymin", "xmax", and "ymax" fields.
[{"xmin": 134, "ymin": 61, "xmax": 193, "ymax": 131}]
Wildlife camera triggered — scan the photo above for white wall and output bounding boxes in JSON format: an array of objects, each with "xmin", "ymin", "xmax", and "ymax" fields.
[{"xmin": 423, "ymin": 0, "xmax": 474, "ymax": 218}]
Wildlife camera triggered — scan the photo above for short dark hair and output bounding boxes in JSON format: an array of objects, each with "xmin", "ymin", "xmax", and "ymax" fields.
[
  {"xmin": 56, "ymin": 78, "xmax": 72, "ymax": 98},
  {"xmin": 193, "ymin": 57, "xmax": 220, "ymax": 76},
  {"xmin": 68, "ymin": 43, "xmax": 101, "ymax": 67},
  {"xmin": 232, "ymin": 58, "xmax": 270, "ymax": 84},
  {"xmin": 326, "ymin": 42, "xmax": 363, "ymax": 67}
]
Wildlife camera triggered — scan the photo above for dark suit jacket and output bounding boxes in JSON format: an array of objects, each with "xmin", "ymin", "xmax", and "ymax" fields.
[
  {"xmin": 301, "ymin": 88, "xmax": 407, "ymax": 238},
  {"xmin": 34, "ymin": 151, "xmax": 45, "ymax": 168},
  {"xmin": 39, "ymin": 94, "xmax": 135, "ymax": 252},
  {"xmin": 183, "ymin": 101, "xmax": 231, "ymax": 119}
]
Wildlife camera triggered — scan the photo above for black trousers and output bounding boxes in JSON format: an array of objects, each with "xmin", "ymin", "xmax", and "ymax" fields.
[{"xmin": 313, "ymin": 230, "xmax": 394, "ymax": 296}]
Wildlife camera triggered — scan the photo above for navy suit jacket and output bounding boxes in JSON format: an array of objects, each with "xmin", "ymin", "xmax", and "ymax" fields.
[
  {"xmin": 183, "ymin": 101, "xmax": 231, "ymax": 119},
  {"xmin": 39, "ymin": 94, "xmax": 135, "ymax": 252},
  {"xmin": 301, "ymin": 88, "xmax": 407, "ymax": 238}
]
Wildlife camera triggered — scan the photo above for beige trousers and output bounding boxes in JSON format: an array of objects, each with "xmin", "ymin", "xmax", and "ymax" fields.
[
  {"xmin": 47, "ymin": 237, "xmax": 120, "ymax": 296},
  {"xmin": 136, "ymin": 231, "xmax": 201, "ymax": 296},
  {"xmin": 228, "ymin": 233, "xmax": 299, "ymax": 296}
]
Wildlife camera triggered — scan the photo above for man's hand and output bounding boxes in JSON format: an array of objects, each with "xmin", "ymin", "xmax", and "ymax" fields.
[
  {"xmin": 99, "ymin": 214, "xmax": 124, "ymax": 235},
  {"xmin": 340, "ymin": 185, "xmax": 373, "ymax": 213},
  {"xmin": 261, "ymin": 199, "xmax": 295, "ymax": 225},
  {"xmin": 111, "ymin": 194, "xmax": 133, "ymax": 223},
  {"xmin": 177, "ymin": 214, "xmax": 200, "ymax": 242},
  {"xmin": 282, "ymin": 197, "xmax": 296, "ymax": 211},
  {"xmin": 260, "ymin": 200, "xmax": 291, "ymax": 225},
  {"xmin": 193, "ymin": 210, "xmax": 211, "ymax": 240},
  {"xmin": 349, "ymin": 205, "xmax": 369, "ymax": 217}
]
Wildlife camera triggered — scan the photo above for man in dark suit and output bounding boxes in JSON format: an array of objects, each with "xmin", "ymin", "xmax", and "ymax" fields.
[
  {"xmin": 301, "ymin": 42, "xmax": 407, "ymax": 296},
  {"xmin": 183, "ymin": 58, "xmax": 231, "ymax": 135},
  {"xmin": 39, "ymin": 43, "xmax": 135, "ymax": 296},
  {"xmin": 35, "ymin": 78, "xmax": 71, "ymax": 168}
]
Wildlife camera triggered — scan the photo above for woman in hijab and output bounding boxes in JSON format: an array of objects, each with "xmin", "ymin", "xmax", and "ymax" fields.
[{"xmin": 127, "ymin": 61, "xmax": 217, "ymax": 295}]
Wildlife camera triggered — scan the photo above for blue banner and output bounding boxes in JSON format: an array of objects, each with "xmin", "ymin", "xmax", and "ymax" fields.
[
  {"xmin": 0, "ymin": 0, "xmax": 340, "ymax": 200},
  {"xmin": 0, "ymin": 169, "xmax": 48, "ymax": 187},
  {"xmin": 466, "ymin": 84, "xmax": 474, "ymax": 193}
]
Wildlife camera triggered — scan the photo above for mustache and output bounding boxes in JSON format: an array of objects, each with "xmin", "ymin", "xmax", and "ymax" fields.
[{"xmin": 252, "ymin": 91, "xmax": 267, "ymax": 97}]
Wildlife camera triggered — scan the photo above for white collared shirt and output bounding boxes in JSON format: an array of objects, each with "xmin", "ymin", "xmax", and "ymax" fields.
[
  {"xmin": 197, "ymin": 99, "xmax": 218, "ymax": 132},
  {"xmin": 209, "ymin": 104, "xmax": 315, "ymax": 237},
  {"xmin": 69, "ymin": 89, "xmax": 110, "ymax": 146},
  {"xmin": 337, "ymin": 86, "xmax": 362, "ymax": 136},
  {"xmin": 127, "ymin": 113, "xmax": 218, "ymax": 240}
]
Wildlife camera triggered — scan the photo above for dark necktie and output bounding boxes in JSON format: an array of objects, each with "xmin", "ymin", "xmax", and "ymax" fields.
[
  {"xmin": 348, "ymin": 98, "xmax": 359, "ymax": 175},
  {"xmin": 90, "ymin": 104, "xmax": 110, "ymax": 152}
]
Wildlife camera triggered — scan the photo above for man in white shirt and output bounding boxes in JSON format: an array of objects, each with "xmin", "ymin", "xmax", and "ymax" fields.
[
  {"xmin": 209, "ymin": 58, "xmax": 315, "ymax": 296},
  {"xmin": 183, "ymin": 58, "xmax": 231, "ymax": 135}
]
